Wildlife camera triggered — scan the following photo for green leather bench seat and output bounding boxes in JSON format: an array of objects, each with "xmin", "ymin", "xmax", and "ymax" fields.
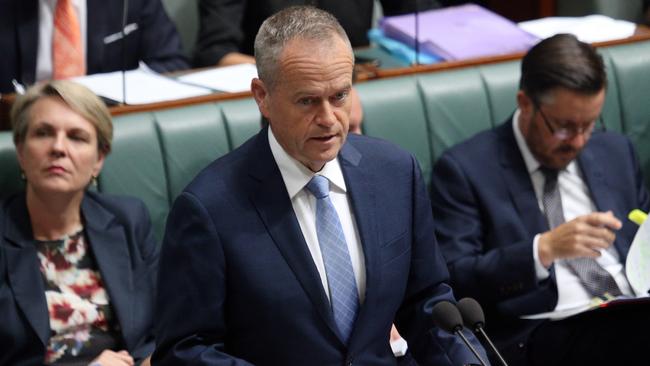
[
  {"xmin": 155, "ymin": 104, "xmax": 229, "ymax": 201},
  {"xmin": 356, "ymin": 77, "xmax": 433, "ymax": 182},
  {"xmin": 606, "ymin": 41, "xmax": 650, "ymax": 188},
  {"xmin": 101, "ymin": 113, "xmax": 170, "ymax": 239},
  {"xmin": 1, "ymin": 39, "xmax": 649, "ymax": 240}
]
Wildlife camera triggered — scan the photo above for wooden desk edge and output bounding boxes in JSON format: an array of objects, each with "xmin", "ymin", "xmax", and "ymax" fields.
[
  {"xmin": 363, "ymin": 30, "xmax": 650, "ymax": 80},
  {"xmin": 2, "ymin": 28, "xmax": 650, "ymax": 130}
]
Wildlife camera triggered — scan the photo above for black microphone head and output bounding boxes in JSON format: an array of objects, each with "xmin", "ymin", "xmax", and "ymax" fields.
[
  {"xmin": 431, "ymin": 301, "xmax": 464, "ymax": 334},
  {"xmin": 458, "ymin": 297, "xmax": 485, "ymax": 330}
]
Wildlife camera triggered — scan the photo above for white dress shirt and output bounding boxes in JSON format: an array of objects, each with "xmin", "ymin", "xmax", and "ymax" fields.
[
  {"xmin": 512, "ymin": 109, "xmax": 632, "ymax": 311},
  {"xmin": 268, "ymin": 128, "xmax": 366, "ymax": 303},
  {"xmin": 36, "ymin": 0, "xmax": 87, "ymax": 82}
]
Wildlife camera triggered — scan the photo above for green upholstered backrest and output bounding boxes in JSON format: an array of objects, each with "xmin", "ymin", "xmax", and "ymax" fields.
[
  {"xmin": 154, "ymin": 103, "xmax": 229, "ymax": 201},
  {"xmin": 597, "ymin": 49, "xmax": 624, "ymax": 133},
  {"xmin": 356, "ymin": 76, "xmax": 433, "ymax": 184},
  {"xmin": 606, "ymin": 40, "xmax": 650, "ymax": 188},
  {"xmin": 418, "ymin": 68, "xmax": 493, "ymax": 162},
  {"xmin": 2, "ymin": 39, "xmax": 650, "ymax": 241},
  {"xmin": 101, "ymin": 113, "xmax": 169, "ymax": 241},
  {"xmin": 161, "ymin": 0, "xmax": 199, "ymax": 58},
  {"xmin": 220, "ymin": 98, "xmax": 262, "ymax": 149},
  {"xmin": 479, "ymin": 61, "xmax": 520, "ymax": 125}
]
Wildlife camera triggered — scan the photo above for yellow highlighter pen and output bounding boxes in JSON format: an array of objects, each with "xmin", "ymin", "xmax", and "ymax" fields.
[{"xmin": 628, "ymin": 209, "xmax": 648, "ymax": 226}]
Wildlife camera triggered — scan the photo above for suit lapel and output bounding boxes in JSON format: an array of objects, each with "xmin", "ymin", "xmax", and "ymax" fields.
[
  {"xmin": 81, "ymin": 195, "xmax": 136, "ymax": 349},
  {"xmin": 497, "ymin": 120, "xmax": 548, "ymax": 234},
  {"xmin": 17, "ymin": 0, "xmax": 39, "ymax": 86},
  {"xmin": 578, "ymin": 145, "xmax": 627, "ymax": 256},
  {"xmin": 578, "ymin": 146, "xmax": 614, "ymax": 214},
  {"xmin": 246, "ymin": 131, "xmax": 341, "ymax": 343},
  {"xmin": 337, "ymin": 141, "xmax": 379, "ymax": 347},
  {"xmin": 3, "ymin": 195, "xmax": 50, "ymax": 346}
]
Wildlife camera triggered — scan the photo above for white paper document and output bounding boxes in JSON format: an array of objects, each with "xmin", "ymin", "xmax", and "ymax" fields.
[
  {"xmin": 522, "ymin": 216, "xmax": 650, "ymax": 321},
  {"xmin": 177, "ymin": 63, "xmax": 258, "ymax": 93},
  {"xmin": 519, "ymin": 15, "xmax": 636, "ymax": 43},
  {"xmin": 521, "ymin": 296, "xmax": 650, "ymax": 321},
  {"xmin": 625, "ymin": 216, "xmax": 650, "ymax": 295},
  {"xmin": 72, "ymin": 64, "xmax": 212, "ymax": 105}
]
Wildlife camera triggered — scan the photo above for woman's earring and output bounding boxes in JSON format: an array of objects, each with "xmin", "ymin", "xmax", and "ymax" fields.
[
  {"xmin": 20, "ymin": 171, "xmax": 26, "ymax": 181},
  {"xmin": 91, "ymin": 175, "xmax": 98, "ymax": 186}
]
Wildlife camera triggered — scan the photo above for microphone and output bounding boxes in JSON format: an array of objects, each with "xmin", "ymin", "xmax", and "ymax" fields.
[
  {"xmin": 413, "ymin": 0, "xmax": 420, "ymax": 65},
  {"xmin": 121, "ymin": 0, "xmax": 130, "ymax": 104},
  {"xmin": 458, "ymin": 298, "xmax": 509, "ymax": 366},
  {"xmin": 432, "ymin": 301, "xmax": 488, "ymax": 366}
]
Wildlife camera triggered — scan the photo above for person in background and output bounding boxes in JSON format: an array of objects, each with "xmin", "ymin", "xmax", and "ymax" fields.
[
  {"xmin": 430, "ymin": 34, "xmax": 650, "ymax": 366},
  {"xmin": 0, "ymin": 80, "xmax": 158, "ymax": 365},
  {"xmin": 194, "ymin": 0, "xmax": 444, "ymax": 68},
  {"xmin": 0, "ymin": 0, "xmax": 189, "ymax": 94},
  {"xmin": 153, "ymin": 6, "xmax": 487, "ymax": 365},
  {"xmin": 199, "ymin": 0, "xmax": 444, "ymax": 137}
]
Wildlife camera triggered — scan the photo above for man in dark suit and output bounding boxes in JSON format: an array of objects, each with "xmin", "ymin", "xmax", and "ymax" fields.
[
  {"xmin": 194, "ymin": 0, "xmax": 445, "ymax": 67},
  {"xmin": 0, "ymin": 0, "xmax": 188, "ymax": 94},
  {"xmin": 154, "ymin": 6, "xmax": 487, "ymax": 365},
  {"xmin": 431, "ymin": 34, "xmax": 650, "ymax": 366}
]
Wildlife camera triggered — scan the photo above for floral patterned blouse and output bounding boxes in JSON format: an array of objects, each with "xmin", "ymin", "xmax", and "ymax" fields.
[{"xmin": 35, "ymin": 228, "xmax": 120, "ymax": 365}]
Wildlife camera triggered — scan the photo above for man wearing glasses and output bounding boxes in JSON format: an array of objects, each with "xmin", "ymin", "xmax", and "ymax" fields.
[{"xmin": 430, "ymin": 34, "xmax": 650, "ymax": 366}]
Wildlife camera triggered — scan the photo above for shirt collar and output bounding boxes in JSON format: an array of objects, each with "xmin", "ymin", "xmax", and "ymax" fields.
[
  {"xmin": 268, "ymin": 128, "xmax": 347, "ymax": 199},
  {"xmin": 513, "ymin": 108, "xmax": 541, "ymax": 175}
]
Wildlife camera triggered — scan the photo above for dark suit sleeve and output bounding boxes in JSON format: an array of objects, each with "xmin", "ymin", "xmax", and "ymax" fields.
[
  {"xmin": 194, "ymin": 0, "xmax": 246, "ymax": 67},
  {"xmin": 395, "ymin": 155, "xmax": 488, "ymax": 366},
  {"xmin": 153, "ymin": 192, "xmax": 254, "ymax": 365},
  {"xmin": 135, "ymin": 0, "xmax": 189, "ymax": 72},
  {"xmin": 430, "ymin": 152, "xmax": 556, "ymax": 315}
]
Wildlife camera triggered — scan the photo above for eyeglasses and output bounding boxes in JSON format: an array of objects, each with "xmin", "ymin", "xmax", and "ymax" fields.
[{"xmin": 534, "ymin": 102, "xmax": 605, "ymax": 140}]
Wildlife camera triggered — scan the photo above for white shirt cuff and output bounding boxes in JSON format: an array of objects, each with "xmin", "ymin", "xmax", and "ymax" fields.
[
  {"xmin": 533, "ymin": 234, "xmax": 550, "ymax": 281},
  {"xmin": 390, "ymin": 336, "xmax": 408, "ymax": 357}
]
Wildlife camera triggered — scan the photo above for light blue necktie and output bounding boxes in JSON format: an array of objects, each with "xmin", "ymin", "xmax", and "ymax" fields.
[{"xmin": 306, "ymin": 175, "xmax": 359, "ymax": 343}]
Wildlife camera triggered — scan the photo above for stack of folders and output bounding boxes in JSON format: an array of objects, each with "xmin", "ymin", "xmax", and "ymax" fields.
[{"xmin": 380, "ymin": 4, "xmax": 539, "ymax": 61}]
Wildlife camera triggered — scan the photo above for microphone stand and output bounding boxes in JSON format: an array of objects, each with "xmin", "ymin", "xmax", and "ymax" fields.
[
  {"xmin": 474, "ymin": 326, "xmax": 508, "ymax": 366},
  {"xmin": 414, "ymin": 0, "xmax": 420, "ymax": 66},
  {"xmin": 455, "ymin": 327, "xmax": 488, "ymax": 366},
  {"xmin": 121, "ymin": 0, "xmax": 129, "ymax": 105}
]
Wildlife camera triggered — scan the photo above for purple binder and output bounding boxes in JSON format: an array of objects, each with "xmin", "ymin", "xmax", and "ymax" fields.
[{"xmin": 380, "ymin": 4, "xmax": 539, "ymax": 61}]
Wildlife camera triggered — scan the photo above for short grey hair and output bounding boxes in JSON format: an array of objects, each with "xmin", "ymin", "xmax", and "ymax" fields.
[
  {"xmin": 11, "ymin": 80, "xmax": 113, "ymax": 155},
  {"xmin": 254, "ymin": 6, "xmax": 352, "ymax": 90}
]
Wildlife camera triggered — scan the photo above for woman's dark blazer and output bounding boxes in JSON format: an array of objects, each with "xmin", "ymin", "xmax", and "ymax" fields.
[{"xmin": 0, "ymin": 191, "xmax": 159, "ymax": 365}]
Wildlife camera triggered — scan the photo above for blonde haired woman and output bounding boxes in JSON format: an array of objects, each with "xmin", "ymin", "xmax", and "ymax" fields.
[{"xmin": 0, "ymin": 81, "xmax": 157, "ymax": 366}]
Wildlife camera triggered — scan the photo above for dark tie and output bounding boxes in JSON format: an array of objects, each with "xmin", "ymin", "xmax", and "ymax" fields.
[
  {"xmin": 306, "ymin": 175, "xmax": 359, "ymax": 343},
  {"xmin": 540, "ymin": 167, "xmax": 622, "ymax": 299}
]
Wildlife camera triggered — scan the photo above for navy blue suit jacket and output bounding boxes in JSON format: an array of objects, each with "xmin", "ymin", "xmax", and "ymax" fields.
[
  {"xmin": 430, "ymin": 119, "xmax": 650, "ymax": 365},
  {"xmin": 0, "ymin": 0, "xmax": 189, "ymax": 93},
  {"xmin": 0, "ymin": 191, "xmax": 159, "ymax": 365},
  {"xmin": 154, "ymin": 129, "xmax": 487, "ymax": 365}
]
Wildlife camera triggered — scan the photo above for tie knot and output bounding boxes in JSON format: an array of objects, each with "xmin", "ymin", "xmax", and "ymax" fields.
[
  {"xmin": 306, "ymin": 175, "xmax": 330, "ymax": 199},
  {"xmin": 539, "ymin": 166, "xmax": 559, "ymax": 182}
]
